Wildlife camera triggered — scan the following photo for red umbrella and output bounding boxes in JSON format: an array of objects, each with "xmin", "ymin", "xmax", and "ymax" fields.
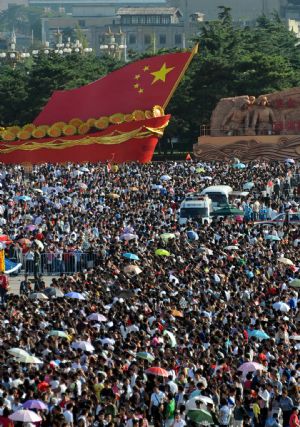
[
  {"xmin": 0, "ymin": 235, "xmax": 12, "ymax": 244},
  {"xmin": 145, "ymin": 367, "xmax": 169, "ymax": 377}
]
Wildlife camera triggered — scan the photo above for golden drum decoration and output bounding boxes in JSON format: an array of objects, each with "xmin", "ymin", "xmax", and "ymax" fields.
[{"xmin": 32, "ymin": 127, "xmax": 46, "ymax": 139}]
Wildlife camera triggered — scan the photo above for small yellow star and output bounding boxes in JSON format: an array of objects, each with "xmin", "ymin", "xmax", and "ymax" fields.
[
  {"xmin": 151, "ymin": 63, "xmax": 174, "ymax": 84},
  {"xmin": 134, "ymin": 74, "xmax": 141, "ymax": 80},
  {"xmin": 143, "ymin": 66, "xmax": 149, "ymax": 71},
  {"xmin": 139, "ymin": 88, "xmax": 144, "ymax": 94},
  {"xmin": 134, "ymin": 83, "xmax": 139, "ymax": 89}
]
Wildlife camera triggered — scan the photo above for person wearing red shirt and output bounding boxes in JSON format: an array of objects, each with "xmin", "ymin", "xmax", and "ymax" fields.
[
  {"xmin": 290, "ymin": 408, "xmax": 300, "ymax": 427},
  {"xmin": 0, "ymin": 270, "xmax": 9, "ymax": 305}
]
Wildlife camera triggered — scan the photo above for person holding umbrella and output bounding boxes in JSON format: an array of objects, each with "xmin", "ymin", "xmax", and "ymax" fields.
[{"xmin": 149, "ymin": 385, "xmax": 165, "ymax": 427}]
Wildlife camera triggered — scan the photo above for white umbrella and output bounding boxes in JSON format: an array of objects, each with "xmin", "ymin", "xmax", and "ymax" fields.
[
  {"xmin": 160, "ymin": 175, "xmax": 171, "ymax": 181},
  {"xmin": 186, "ymin": 396, "xmax": 214, "ymax": 410},
  {"xmin": 120, "ymin": 233, "xmax": 138, "ymax": 241},
  {"xmin": 224, "ymin": 246, "xmax": 239, "ymax": 250},
  {"xmin": 7, "ymin": 348, "xmax": 30, "ymax": 358},
  {"xmin": 87, "ymin": 313, "xmax": 107, "ymax": 322},
  {"xmin": 9, "ymin": 409, "xmax": 42, "ymax": 422},
  {"xmin": 163, "ymin": 330, "xmax": 177, "ymax": 348},
  {"xmin": 272, "ymin": 302, "xmax": 290, "ymax": 312},
  {"xmin": 278, "ymin": 257, "xmax": 294, "ymax": 266},
  {"xmin": 71, "ymin": 341, "xmax": 95, "ymax": 352},
  {"xmin": 34, "ymin": 239, "xmax": 44, "ymax": 250},
  {"xmin": 29, "ymin": 292, "xmax": 48, "ymax": 300},
  {"xmin": 289, "ymin": 335, "xmax": 300, "ymax": 341},
  {"xmin": 15, "ymin": 355, "xmax": 43, "ymax": 364}
]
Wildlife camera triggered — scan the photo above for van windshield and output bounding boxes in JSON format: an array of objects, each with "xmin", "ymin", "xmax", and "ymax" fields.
[
  {"xmin": 205, "ymin": 192, "xmax": 227, "ymax": 204},
  {"xmin": 180, "ymin": 207, "xmax": 209, "ymax": 219}
]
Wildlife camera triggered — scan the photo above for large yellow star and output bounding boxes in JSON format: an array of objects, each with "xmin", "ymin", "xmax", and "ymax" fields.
[{"xmin": 150, "ymin": 63, "xmax": 174, "ymax": 84}]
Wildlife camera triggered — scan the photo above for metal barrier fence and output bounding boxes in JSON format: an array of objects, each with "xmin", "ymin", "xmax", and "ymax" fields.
[{"xmin": 11, "ymin": 252, "xmax": 102, "ymax": 276}]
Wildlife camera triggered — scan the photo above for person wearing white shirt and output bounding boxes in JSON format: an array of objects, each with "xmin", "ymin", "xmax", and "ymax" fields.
[{"xmin": 63, "ymin": 403, "xmax": 74, "ymax": 426}]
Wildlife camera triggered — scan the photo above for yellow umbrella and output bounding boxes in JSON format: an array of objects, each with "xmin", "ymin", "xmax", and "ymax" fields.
[
  {"xmin": 108, "ymin": 193, "xmax": 120, "ymax": 199},
  {"xmin": 130, "ymin": 187, "xmax": 139, "ymax": 192},
  {"xmin": 160, "ymin": 233, "xmax": 176, "ymax": 242},
  {"xmin": 155, "ymin": 249, "xmax": 171, "ymax": 256},
  {"xmin": 171, "ymin": 309, "xmax": 183, "ymax": 318},
  {"xmin": 278, "ymin": 257, "xmax": 294, "ymax": 266}
]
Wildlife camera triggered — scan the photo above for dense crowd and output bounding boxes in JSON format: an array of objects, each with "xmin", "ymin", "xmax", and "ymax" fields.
[{"xmin": 0, "ymin": 160, "xmax": 299, "ymax": 427}]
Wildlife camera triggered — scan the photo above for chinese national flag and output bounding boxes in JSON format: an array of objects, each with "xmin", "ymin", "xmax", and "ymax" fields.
[{"xmin": 34, "ymin": 47, "xmax": 197, "ymax": 125}]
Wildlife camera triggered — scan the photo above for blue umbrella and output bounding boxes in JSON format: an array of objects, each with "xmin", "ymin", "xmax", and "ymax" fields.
[
  {"xmin": 233, "ymin": 163, "xmax": 246, "ymax": 169},
  {"xmin": 15, "ymin": 196, "xmax": 31, "ymax": 202},
  {"xmin": 265, "ymin": 235, "xmax": 281, "ymax": 241},
  {"xmin": 243, "ymin": 182, "xmax": 255, "ymax": 190},
  {"xmin": 5, "ymin": 259, "xmax": 22, "ymax": 274},
  {"xmin": 248, "ymin": 330, "xmax": 270, "ymax": 341},
  {"xmin": 123, "ymin": 253, "xmax": 139, "ymax": 261},
  {"xmin": 187, "ymin": 231, "xmax": 199, "ymax": 241},
  {"xmin": 65, "ymin": 292, "xmax": 86, "ymax": 300}
]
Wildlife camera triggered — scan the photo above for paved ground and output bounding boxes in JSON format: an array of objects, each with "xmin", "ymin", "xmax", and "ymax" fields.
[{"xmin": 8, "ymin": 275, "xmax": 59, "ymax": 295}]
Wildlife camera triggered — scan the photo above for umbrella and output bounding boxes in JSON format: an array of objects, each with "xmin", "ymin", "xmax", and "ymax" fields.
[
  {"xmin": 65, "ymin": 292, "xmax": 86, "ymax": 300},
  {"xmin": 265, "ymin": 235, "xmax": 281, "ymax": 241},
  {"xmin": 243, "ymin": 182, "xmax": 255, "ymax": 190},
  {"xmin": 124, "ymin": 265, "xmax": 142, "ymax": 275},
  {"xmin": 0, "ymin": 234, "xmax": 12, "ymax": 244},
  {"xmin": 9, "ymin": 409, "xmax": 42, "ymax": 422},
  {"xmin": 122, "ymin": 252, "xmax": 139, "ymax": 261},
  {"xmin": 34, "ymin": 239, "xmax": 44, "ymax": 250},
  {"xmin": 145, "ymin": 367, "xmax": 169, "ymax": 377},
  {"xmin": 187, "ymin": 230, "xmax": 199, "ymax": 241},
  {"xmin": 233, "ymin": 163, "xmax": 246, "ymax": 169},
  {"xmin": 211, "ymin": 206, "xmax": 244, "ymax": 217},
  {"xmin": 48, "ymin": 330, "xmax": 69, "ymax": 338},
  {"xmin": 247, "ymin": 330, "xmax": 270, "ymax": 341},
  {"xmin": 7, "ymin": 348, "xmax": 30, "ymax": 357},
  {"xmin": 160, "ymin": 175, "xmax": 171, "ymax": 181},
  {"xmin": 136, "ymin": 352, "xmax": 155, "ymax": 362},
  {"xmin": 29, "ymin": 292, "xmax": 49, "ymax": 301},
  {"xmin": 34, "ymin": 188, "xmax": 43, "ymax": 193},
  {"xmin": 171, "ymin": 309, "xmax": 183, "ymax": 318},
  {"xmin": 155, "ymin": 249, "xmax": 171, "ymax": 256},
  {"xmin": 108, "ymin": 193, "xmax": 120, "ymax": 199},
  {"xmin": 5, "ymin": 259, "xmax": 22, "ymax": 274},
  {"xmin": 289, "ymin": 335, "xmax": 300, "ymax": 340},
  {"xmin": 196, "ymin": 167, "xmax": 205, "ymax": 173},
  {"xmin": 18, "ymin": 238, "xmax": 31, "ymax": 246},
  {"xmin": 15, "ymin": 355, "xmax": 43, "ymax": 364},
  {"xmin": 22, "ymin": 400, "xmax": 48, "ymax": 410},
  {"xmin": 272, "ymin": 302, "xmax": 290, "ymax": 312},
  {"xmin": 25, "ymin": 224, "xmax": 36, "ymax": 231},
  {"xmin": 72, "ymin": 341, "xmax": 95, "ymax": 352},
  {"xmin": 80, "ymin": 167, "xmax": 90, "ymax": 172},
  {"xmin": 290, "ymin": 279, "xmax": 300, "ymax": 288},
  {"xmin": 224, "ymin": 246, "xmax": 239, "ymax": 250},
  {"xmin": 120, "ymin": 233, "xmax": 138, "ymax": 241},
  {"xmin": 186, "ymin": 409, "xmax": 214, "ymax": 425},
  {"xmin": 163, "ymin": 330, "xmax": 177, "ymax": 347},
  {"xmin": 285, "ymin": 158, "xmax": 295, "ymax": 164},
  {"xmin": 160, "ymin": 233, "xmax": 176, "ymax": 242},
  {"xmin": 278, "ymin": 257, "xmax": 294, "ymax": 266},
  {"xmin": 186, "ymin": 396, "xmax": 215, "ymax": 410},
  {"xmin": 87, "ymin": 313, "xmax": 107, "ymax": 322},
  {"xmin": 44, "ymin": 287, "xmax": 64, "ymax": 298},
  {"xmin": 15, "ymin": 195, "xmax": 31, "ymax": 202},
  {"xmin": 238, "ymin": 362, "xmax": 266, "ymax": 375},
  {"xmin": 27, "ymin": 291, "xmax": 47, "ymax": 301}
]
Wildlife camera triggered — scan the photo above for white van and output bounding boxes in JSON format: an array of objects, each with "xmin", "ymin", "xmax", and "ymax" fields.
[
  {"xmin": 200, "ymin": 185, "xmax": 233, "ymax": 209},
  {"xmin": 179, "ymin": 194, "xmax": 212, "ymax": 225}
]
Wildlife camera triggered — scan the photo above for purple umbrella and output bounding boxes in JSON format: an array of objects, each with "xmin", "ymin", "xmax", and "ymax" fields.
[
  {"xmin": 23, "ymin": 399, "xmax": 48, "ymax": 410},
  {"xmin": 26, "ymin": 224, "xmax": 36, "ymax": 232}
]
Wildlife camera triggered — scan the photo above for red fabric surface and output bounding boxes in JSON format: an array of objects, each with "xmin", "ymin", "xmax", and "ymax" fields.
[
  {"xmin": 0, "ymin": 116, "xmax": 169, "ymax": 164},
  {"xmin": 34, "ymin": 51, "xmax": 193, "ymax": 125}
]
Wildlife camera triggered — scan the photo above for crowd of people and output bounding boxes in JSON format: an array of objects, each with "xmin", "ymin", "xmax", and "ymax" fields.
[{"xmin": 0, "ymin": 160, "xmax": 299, "ymax": 427}]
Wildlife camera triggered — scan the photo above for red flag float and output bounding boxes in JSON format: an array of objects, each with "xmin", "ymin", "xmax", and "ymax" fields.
[{"xmin": 0, "ymin": 46, "xmax": 197, "ymax": 164}]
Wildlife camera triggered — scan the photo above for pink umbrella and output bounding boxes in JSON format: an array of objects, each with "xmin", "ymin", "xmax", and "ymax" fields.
[
  {"xmin": 26, "ymin": 224, "xmax": 37, "ymax": 232},
  {"xmin": 235, "ymin": 215, "xmax": 244, "ymax": 223},
  {"xmin": 9, "ymin": 409, "xmax": 42, "ymax": 422},
  {"xmin": 238, "ymin": 362, "xmax": 266, "ymax": 376},
  {"xmin": 145, "ymin": 367, "xmax": 169, "ymax": 377}
]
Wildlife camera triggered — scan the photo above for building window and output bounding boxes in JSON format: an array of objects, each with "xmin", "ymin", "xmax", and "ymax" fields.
[
  {"xmin": 58, "ymin": 7, "xmax": 65, "ymax": 13},
  {"xmin": 139, "ymin": 16, "xmax": 146, "ymax": 24},
  {"xmin": 129, "ymin": 34, "xmax": 136, "ymax": 44},
  {"xmin": 159, "ymin": 34, "xmax": 166, "ymax": 45},
  {"xmin": 161, "ymin": 16, "xmax": 170, "ymax": 24},
  {"xmin": 175, "ymin": 34, "xmax": 182, "ymax": 45},
  {"xmin": 121, "ymin": 16, "xmax": 131, "ymax": 25},
  {"xmin": 78, "ymin": 20, "xmax": 85, "ymax": 27},
  {"xmin": 144, "ymin": 34, "xmax": 151, "ymax": 45},
  {"xmin": 132, "ymin": 16, "xmax": 139, "ymax": 24}
]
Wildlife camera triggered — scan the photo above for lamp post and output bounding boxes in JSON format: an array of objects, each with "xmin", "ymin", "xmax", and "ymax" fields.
[
  {"xmin": 0, "ymin": 30, "xmax": 93, "ymax": 67},
  {"xmin": 99, "ymin": 27, "xmax": 127, "ymax": 61}
]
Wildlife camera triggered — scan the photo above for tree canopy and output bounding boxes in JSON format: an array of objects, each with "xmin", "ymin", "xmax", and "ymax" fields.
[{"xmin": 1, "ymin": 8, "xmax": 300, "ymax": 146}]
